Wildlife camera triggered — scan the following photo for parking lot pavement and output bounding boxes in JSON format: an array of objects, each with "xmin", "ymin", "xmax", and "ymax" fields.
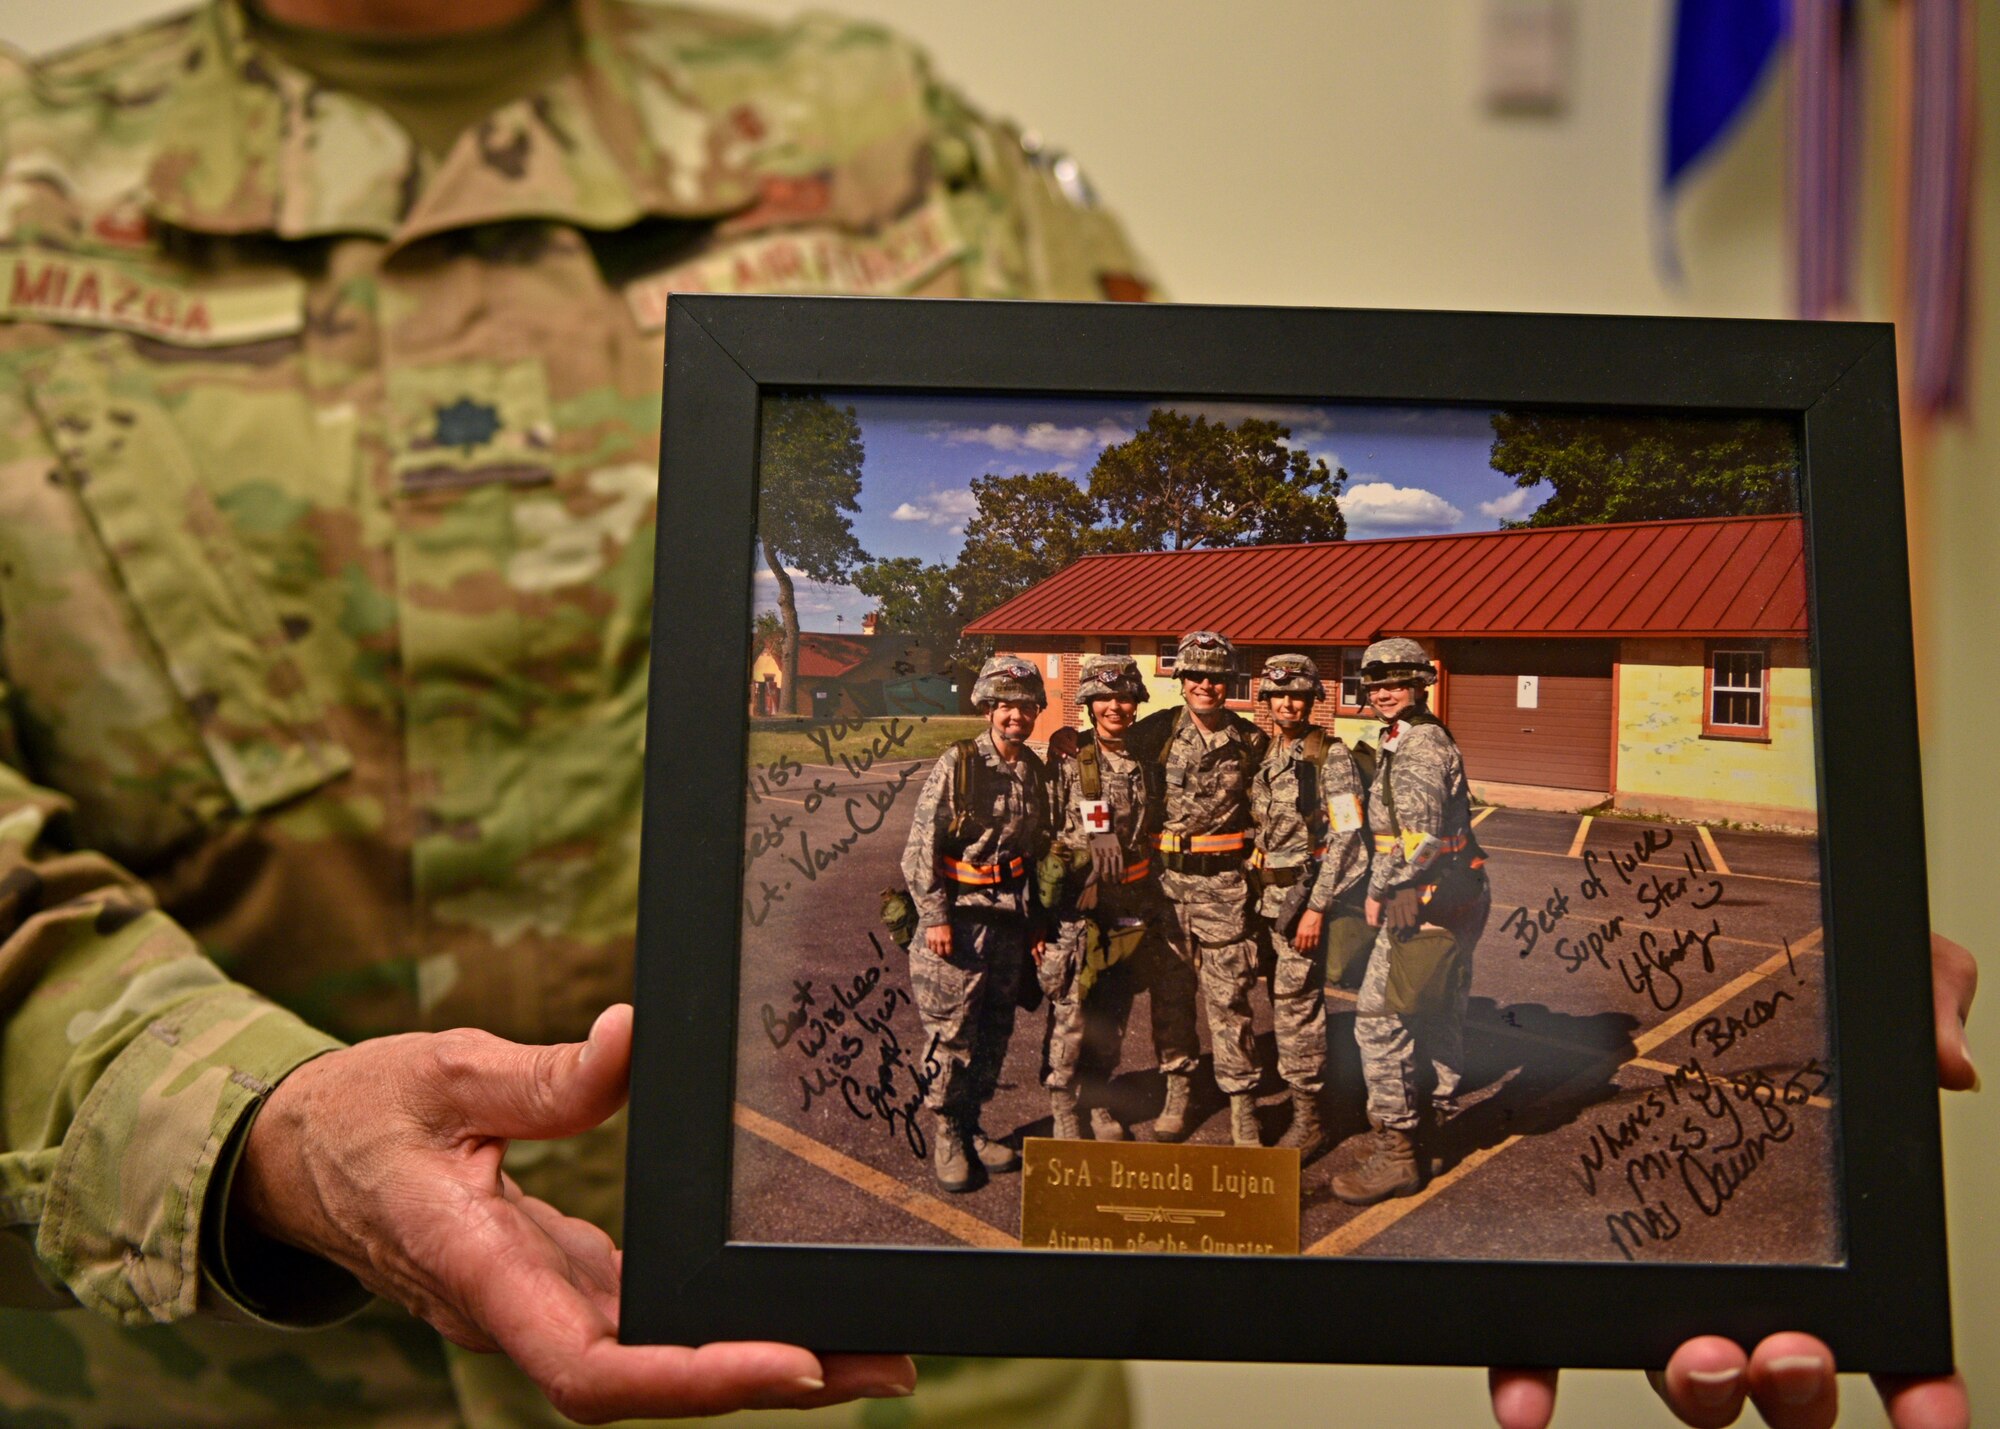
[{"xmin": 726, "ymin": 782, "xmax": 1841, "ymax": 1270}]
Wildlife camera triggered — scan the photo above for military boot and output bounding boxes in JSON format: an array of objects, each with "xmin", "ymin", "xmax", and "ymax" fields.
[
  {"xmin": 1050, "ymin": 1087, "xmax": 1083, "ymax": 1140},
  {"xmin": 932, "ymin": 1117, "xmax": 974, "ymax": 1194},
  {"xmin": 967, "ymin": 1121, "xmax": 1020, "ymax": 1174},
  {"xmin": 1228, "ymin": 1092, "xmax": 1262, "ymax": 1147},
  {"xmin": 1329, "ymin": 1124, "xmax": 1422, "ymax": 1206},
  {"xmin": 1275, "ymin": 1085, "xmax": 1330, "ymax": 1161},
  {"xmin": 1089, "ymin": 1106, "xmax": 1128, "ymax": 1142},
  {"xmin": 1150, "ymin": 1073, "xmax": 1194, "ymax": 1142}
]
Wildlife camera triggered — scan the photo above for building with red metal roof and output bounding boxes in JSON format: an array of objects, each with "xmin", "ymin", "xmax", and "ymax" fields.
[{"xmin": 966, "ymin": 514, "xmax": 1816, "ymax": 828}]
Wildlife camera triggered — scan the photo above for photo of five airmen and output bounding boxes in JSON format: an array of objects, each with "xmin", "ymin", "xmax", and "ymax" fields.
[{"xmin": 899, "ymin": 631, "xmax": 1489, "ymax": 1206}]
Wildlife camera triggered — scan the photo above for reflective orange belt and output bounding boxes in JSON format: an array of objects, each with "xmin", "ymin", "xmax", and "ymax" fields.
[
  {"xmin": 1120, "ymin": 858, "xmax": 1152, "ymax": 883},
  {"xmin": 1155, "ymin": 830, "xmax": 1250, "ymax": 855},
  {"xmin": 1372, "ymin": 832, "xmax": 1469, "ymax": 856},
  {"xmin": 941, "ymin": 854, "xmax": 1027, "ymax": 887}
]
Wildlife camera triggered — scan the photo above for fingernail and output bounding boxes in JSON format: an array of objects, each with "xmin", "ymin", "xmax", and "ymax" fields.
[
  {"xmin": 747, "ymin": 1376, "xmax": 826, "ymax": 1408},
  {"xmin": 1685, "ymin": 1367, "xmax": 1740, "ymax": 1408},
  {"xmin": 1766, "ymin": 1354, "xmax": 1826, "ymax": 1406},
  {"xmin": 858, "ymin": 1382, "xmax": 916, "ymax": 1398},
  {"xmin": 578, "ymin": 1006, "xmax": 614, "ymax": 1065},
  {"xmin": 790, "ymin": 1376, "xmax": 826, "ymax": 1393}
]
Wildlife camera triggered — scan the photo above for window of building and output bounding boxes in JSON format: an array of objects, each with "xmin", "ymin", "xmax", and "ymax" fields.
[
  {"xmin": 1103, "ymin": 637, "xmax": 1131, "ymax": 657},
  {"xmin": 1336, "ymin": 647, "xmax": 1366, "ymax": 712},
  {"xmin": 1156, "ymin": 636, "xmax": 1177, "ymax": 671},
  {"xmin": 1705, "ymin": 646, "xmax": 1769, "ymax": 738}
]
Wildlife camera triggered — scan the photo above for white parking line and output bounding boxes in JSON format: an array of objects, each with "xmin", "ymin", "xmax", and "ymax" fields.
[
  {"xmin": 1566, "ymin": 814, "xmax": 1593, "ymax": 860},
  {"xmin": 1697, "ymin": 824, "xmax": 1732, "ymax": 876}
]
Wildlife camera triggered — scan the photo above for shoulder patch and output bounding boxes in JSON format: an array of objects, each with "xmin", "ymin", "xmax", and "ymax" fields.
[{"xmin": 0, "ymin": 250, "xmax": 302, "ymax": 346}]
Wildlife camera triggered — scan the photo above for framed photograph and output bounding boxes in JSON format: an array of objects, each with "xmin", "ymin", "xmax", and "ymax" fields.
[{"xmin": 623, "ymin": 296, "xmax": 1949, "ymax": 1372}]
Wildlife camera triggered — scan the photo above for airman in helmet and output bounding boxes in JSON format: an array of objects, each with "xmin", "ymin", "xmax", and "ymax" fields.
[
  {"xmin": 1246, "ymin": 654, "xmax": 1372, "ymax": 1160},
  {"xmin": 1123, "ymin": 631, "xmax": 1270, "ymax": 1145},
  {"xmin": 899, "ymin": 654, "xmax": 1052, "ymax": 1191},
  {"xmin": 1331, "ymin": 637, "xmax": 1492, "ymax": 1205},
  {"xmin": 1040, "ymin": 655, "xmax": 1199, "ymax": 1142}
]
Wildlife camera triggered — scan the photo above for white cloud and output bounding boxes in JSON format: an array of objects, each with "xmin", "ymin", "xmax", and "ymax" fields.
[
  {"xmin": 1477, "ymin": 485, "xmax": 1547, "ymax": 522},
  {"xmin": 941, "ymin": 419, "xmax": 1129, "ymax": 458},
  {"xmin": 1338, "ymin": 481, "xmax": 1464, "ymax": 538},
  {"xmin": 752, "ymin": 565, "xmax": 861, "ymax": 616},
  {"xmin": 889, "ymin": 487, "xmax": 978, "ymax": 527}
]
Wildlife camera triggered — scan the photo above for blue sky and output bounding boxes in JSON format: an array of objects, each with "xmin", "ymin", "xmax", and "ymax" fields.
[{"xmin": 754, "ymin": 393, "xmax": 1550, "ymax": 626}]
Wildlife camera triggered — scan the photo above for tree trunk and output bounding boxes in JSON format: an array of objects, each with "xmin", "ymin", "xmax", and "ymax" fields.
[{"xmin": 764, "ymin": 539, "xmax": 802, "ymax": 715}]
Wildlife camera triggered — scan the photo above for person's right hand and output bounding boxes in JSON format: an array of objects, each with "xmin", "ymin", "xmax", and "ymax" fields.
[
  {"xmin": 232, "ymin": 1005, "xmax": 917, "ymax": 1424},
  {"xmin": 925, "ymin": 923, "xmax": 953, "ymax": 957}
]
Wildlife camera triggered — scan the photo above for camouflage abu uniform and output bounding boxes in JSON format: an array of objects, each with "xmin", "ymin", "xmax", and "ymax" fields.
[
  {"xmin": 1335, "ymin": 640, "xmax": 1491, "ymax": 1206},
  {"xmin": 899, "ymin": 658, "xmax": 1049, "ymax": 1185},
  {"xmin": 1246, "ymin": 657, "xmax": 1370, "ymax": 1101},
  {"xmin": 0, "ymin": 3, "xmax": 1146, "ymax": 1424},
  {"xmin": 1041, "ymin": 655, "xmax": 1199, "ymax": 1139},
  {"xmin": 1126, "ymin": 633, "xmax": 1267, "ymax": 1140}
]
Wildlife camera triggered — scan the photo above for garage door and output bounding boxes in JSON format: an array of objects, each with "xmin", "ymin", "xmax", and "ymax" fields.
[{"xmin": 1441, "ymin": 640, "xmax": 1614, "ymax": 792}]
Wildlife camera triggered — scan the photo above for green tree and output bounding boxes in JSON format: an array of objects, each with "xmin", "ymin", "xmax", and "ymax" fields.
[
  {"xmin": 757, "ymin": 396, "xmax": 867, "ymax": 713},
  {"xmin": 1086, "ymin": 408, "xmax": 1347, "ymax": 549},
  {"xmin": 752, "ymin": 608, "xmax": 784, "ymax": 654},
  {"xmin": 1489, "ymin": 412, "xmax": 1799, "ymax": 527},
  {"xmin": 851, "ymin": 557, "xmax": 962, "ymax": 660},
  {"xmin": 949, "ymin": 471, "xmax": 1132, "ymax": 639}
]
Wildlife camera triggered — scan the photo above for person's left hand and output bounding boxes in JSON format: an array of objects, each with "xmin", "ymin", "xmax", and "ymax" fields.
[
  {"xmin": 1292, "ymin": 908, "xmax": 1324, "ymax": 954},
  {"xmin": 1486, "ymin": 932, "xmax": 1976, "ymax": 1429}
]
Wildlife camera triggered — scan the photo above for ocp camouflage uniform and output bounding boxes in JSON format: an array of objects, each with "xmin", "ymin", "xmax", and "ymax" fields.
[
  {"xmin": 1247, "ymin": 731, "xmax": 1370, "ymax": 1095},
  {"xmin": 1354, "ymin": 714, "xmax": 1490, "ymax": 1135},
  {"xmin": 1042, "ymin": 739, "xmax": 1198, "ymax": 1110},
  {"xmin": 1128, "ymin": 706, "xmax": 1268, "ymax": 1106},
  {"xmin": 900, "ymin": 732, "xmax": 1047, "ymax": 1123},
  {"xmin": 0, "ymin": 2, "xmax": 1146, "ymax": 1424}
]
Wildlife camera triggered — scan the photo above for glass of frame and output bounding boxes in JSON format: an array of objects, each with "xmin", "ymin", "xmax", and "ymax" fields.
[{"xmin": 623, "ymin": 297, "xmax": 1949, "ymax": 1374}]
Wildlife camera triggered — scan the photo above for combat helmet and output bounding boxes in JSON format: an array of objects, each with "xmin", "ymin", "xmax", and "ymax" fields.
[
  {"xmin": 1359, "ymin": 637, "xmax": 1436, "ymax": 688},
  {"xmin": 1256, "ymin": 653, "xmax": 1325, "ymax": 700},
  {"xmin": 1077, "ymin": 654, "xmax": 1148, "ymax": 705},
  {"xmin": 971, "ymin": 655, "xmax": 1047, "ymax": 708},
  {"xmin": 1174, "ymin": 630, "xmax": 1236, "ymax": 677}
]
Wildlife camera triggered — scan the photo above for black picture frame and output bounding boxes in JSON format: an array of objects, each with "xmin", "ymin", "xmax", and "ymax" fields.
[{"xmin": 622, "ymin": 295, "xmax": 1948, "ymax": 1373}]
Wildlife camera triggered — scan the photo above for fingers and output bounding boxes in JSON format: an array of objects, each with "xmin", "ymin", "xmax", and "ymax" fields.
[
  {"xmin": 1487, "ymin": 1367, "xmax": 1557, "ymax": 1429},
  {"xmin": 1931, "ymin": 933, "xmax": 1978, "ymax": 1091},
  {"xmin": 1871, "ymin": 1371, "xmax": 1971, "ymax": 1429},
  {"xmin": 1651, "ymin": 1335, "xmax": 1749, "ymax": 1427},
  {"xmin": 422, "ymin": 1005, "xmax": 635, "ymax": 1143},
  {"xmin": 1743, "ymin": 1333, "xmax": 1837, "ymax": 1429}
]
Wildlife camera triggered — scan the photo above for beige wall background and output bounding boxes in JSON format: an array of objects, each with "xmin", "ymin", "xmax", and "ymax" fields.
[{"xmin": 7, "ymin": 2, "xmax": 1992, "ymax": 1425}]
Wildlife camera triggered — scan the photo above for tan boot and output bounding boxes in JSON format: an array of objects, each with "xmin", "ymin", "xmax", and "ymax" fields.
[
  {"xmin": 1151, "ymin": 1073, "xmax": 1194, "ymax": 1142},
  {"xmin": 932, "ymin": 1118, "xmax": 974, "ymax": 1193},
  {"xmin": 1275, "ymin": 1085, "xmax": 1330, "ymax": 1161},
  {"xmin": 1330, "ymin": 1125, "xmax": 1421, "ymax": 1205},
  {"xmin": 1229, "ymin": 1092, "xmax": 1261, "ymax": 1147},
  {"xmin": 1049, "ymin": 1088, "xmax": 1083, "ymax": 1140},
  {"xmin": 1089, "ymin": 1106, "xmax": 1128, "ymax": 1142},
  {"xmin": 967, "ymin": 1121, "xmax": 1019, "ymax": 1174}
]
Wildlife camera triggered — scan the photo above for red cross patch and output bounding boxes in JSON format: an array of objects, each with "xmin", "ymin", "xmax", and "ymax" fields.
[{"xmin": 1080, "ymin": 798, "xmax": 1113, "ymax": 833}]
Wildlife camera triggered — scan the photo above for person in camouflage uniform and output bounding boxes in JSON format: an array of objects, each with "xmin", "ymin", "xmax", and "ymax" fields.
[
  {"xmin": 1040, "ymin": 654, "xmax": 1199, "ymax": 1143},
  {"xmin": 1245, "ymin": 654, "xmax": 1370, "ymax": 1161},
  {"xmin": 0, "ymin": 2, "xmax": 1148, "ymax": 1424},
  {"xmin": 1125, "ymin": 631, "xmax": 1268, "ymax": 1147},
  {"xmin": 1330, "ymin": 639, "xmax": 1491, "ymax": 1207},
  {"xmin": 899, "ymin": 656, "xmax": 1051, "ymax": 1193}
]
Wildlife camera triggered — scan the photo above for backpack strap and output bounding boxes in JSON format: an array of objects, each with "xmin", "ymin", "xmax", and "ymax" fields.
[
  {"xmin": 947, "ymin": 737, "xmax": 980, "ymax": 838},
  {"xmin": 1078, "ymin": 735, "xmax": 1102, "ymax": 801}
]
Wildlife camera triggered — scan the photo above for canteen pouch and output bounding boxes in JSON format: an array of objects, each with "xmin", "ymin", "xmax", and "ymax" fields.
[
  {"xmin": 1385, "ymin": 925, "xmax": 1470, "ymax": 1015},
  {"xmin": 879, "ymin": 887, "xmax": 918, "ymax": 950},
  {"xmin": 1322, "ymin": 911, "xmax": 1377, "ymax": 988}
]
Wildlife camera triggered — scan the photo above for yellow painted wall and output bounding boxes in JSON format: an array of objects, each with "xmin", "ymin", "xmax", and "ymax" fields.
[{"xmin": 1614, "ymin": 638, "xmax": 1816, "ymax": 826}]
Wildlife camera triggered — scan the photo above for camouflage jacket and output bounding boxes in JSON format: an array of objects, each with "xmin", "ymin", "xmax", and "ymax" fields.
[
  {"xmin": 0, "ymin": 0, "xmax": 1151, "ymax": 1335},
  {"xmin": 899, "ymin": 732, "xmax": 1048, "ymax": 930},
  {"xmin": 1367, "ymin": 712, "xmax": 1477, "ymax": 899},
  {"xmin": 1049, "ymin": 735, "xmax": 1162, "ymax": 919},
  {"xmin": 1249, "ymin": 729, "xmax": 1369, "ymax": 916},
  {"xmin": 1128, "ymin": 704, "xmax": 1266, "ymax": 907}
]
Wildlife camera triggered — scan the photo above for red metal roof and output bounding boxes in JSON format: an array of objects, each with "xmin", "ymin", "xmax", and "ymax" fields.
[
  {"xmin": 792, "ymin": 632, "xmax": 875, "ymax": 678},
  {"xmin": 962, "ymin": 514, "xmax": 1808, "ymax": 642}
]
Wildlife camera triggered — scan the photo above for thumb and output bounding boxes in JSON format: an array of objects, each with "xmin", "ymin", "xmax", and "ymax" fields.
[{"xmin": 428, "ymin": 1004, "xmax": 634, "ymax": 1142}]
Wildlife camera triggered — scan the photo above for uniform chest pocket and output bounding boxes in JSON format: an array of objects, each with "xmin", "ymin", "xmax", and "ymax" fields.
[{"xmin": 19, "ymin": 338, "xmax": 352, "ymax": 826}]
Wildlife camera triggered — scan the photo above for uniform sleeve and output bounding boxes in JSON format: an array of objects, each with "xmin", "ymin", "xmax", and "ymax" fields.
[
  {"xmin": 1310, "ymin": 747, "xmax": 1370, "ymax": 910},
  {"xmin": 900, "ymin": 749, "xmax": 957, "ymax": 929},
  {"xmin": 0, "ymin": 752, "xmax": 353, "ymax": 1327},
  {"xmin": 924, "ymin": 71, "xmax": 1162, "ymax": 304},
  {"xmin": 1048, "ymin": 755, "xmax": 1083, "ymax": 851},
  {"xmin": 1368, "ymin": 727, "xmax": 1452, "ymax": 898}
]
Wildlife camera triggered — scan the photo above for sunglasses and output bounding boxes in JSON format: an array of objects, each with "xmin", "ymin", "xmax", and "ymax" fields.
[{"xmin": 1181, "ymin": 672, "xmax": 1231, "ymax": 687}]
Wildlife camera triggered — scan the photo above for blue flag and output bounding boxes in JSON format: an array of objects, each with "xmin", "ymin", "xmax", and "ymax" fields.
[{"xmin": 1664, "ymin": 0, "xmax": 1789, "ymax": 192}]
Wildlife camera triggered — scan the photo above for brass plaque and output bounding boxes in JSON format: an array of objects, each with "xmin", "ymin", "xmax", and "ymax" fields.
[{"xmin": 1019, "ymin": 1137, "xmax": 1299, "ymax": 1255}]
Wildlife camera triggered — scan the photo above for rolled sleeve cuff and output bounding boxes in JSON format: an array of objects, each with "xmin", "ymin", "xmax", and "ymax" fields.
[{"xmin": 37, "ymin": 986, "xmax": 357, "ymax": 1326}]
